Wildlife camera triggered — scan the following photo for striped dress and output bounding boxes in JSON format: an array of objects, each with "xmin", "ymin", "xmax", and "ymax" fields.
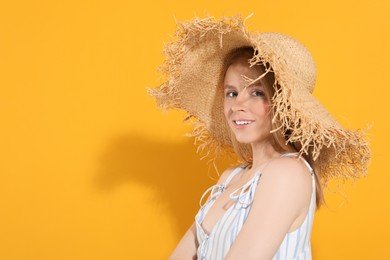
[{"xmin": 195, "ymin": 153, "xmax": 316, "ymax": 260}]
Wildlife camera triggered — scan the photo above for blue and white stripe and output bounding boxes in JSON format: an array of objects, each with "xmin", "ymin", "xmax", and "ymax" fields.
[{"xmin": 195, "ymin": 154, "xmax": 316, "ymax": 260}]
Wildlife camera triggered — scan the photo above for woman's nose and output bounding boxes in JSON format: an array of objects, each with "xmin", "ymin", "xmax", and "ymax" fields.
[{"xmin": 231, "ymin": 92, "xmax": 247, "ymax": 112}]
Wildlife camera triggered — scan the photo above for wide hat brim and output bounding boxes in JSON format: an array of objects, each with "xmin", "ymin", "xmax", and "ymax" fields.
[{"xmin": 149, "ymin": 15, "xmax": 370, "ymax": 183}]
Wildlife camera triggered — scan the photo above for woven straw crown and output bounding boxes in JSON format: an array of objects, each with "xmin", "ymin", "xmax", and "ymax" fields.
[{"xmin": 149, "ymin": 15, "xmax": 370, "ymax": 183}]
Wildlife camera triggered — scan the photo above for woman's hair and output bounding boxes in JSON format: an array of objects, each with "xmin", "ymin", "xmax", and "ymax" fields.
[{"xmin": 223, "ymin": 47, "xmax": 324, "ymax": 208}]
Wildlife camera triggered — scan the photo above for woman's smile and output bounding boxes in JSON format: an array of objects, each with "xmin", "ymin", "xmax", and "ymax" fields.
[{"xmin": 233, "ymin": 119, "xmax": 254, "ymax": 126}]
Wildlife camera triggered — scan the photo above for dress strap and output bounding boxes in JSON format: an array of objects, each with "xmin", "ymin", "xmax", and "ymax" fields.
[
  {"xmin": 223, "ymin": 164, "xmax": 247, "ymax": 186},
  {"xmin": 281, "ymin": 153, "xmax": 314, "ymax": 175},
  {"xmin": 198, "ymin": 165, "xmax": 245, "ymax": 208},
  {"xmin": 229, "ymin": 172, "xmax": 262, "ymax": 208}
]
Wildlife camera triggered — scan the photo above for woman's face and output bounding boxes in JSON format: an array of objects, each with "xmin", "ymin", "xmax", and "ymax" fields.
[{"xmin": 223, "ymin": 58, "xmax": 273, "ymax": 145}]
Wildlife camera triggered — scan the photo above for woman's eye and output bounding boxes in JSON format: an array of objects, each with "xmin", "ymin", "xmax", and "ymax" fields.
[
  {"xmin": 252, "ymin": 90, "xmax": 265, "ymax": 97},
  {"xmin": 226, "ymin": 91, "xmax": 237, "ymax": 98}
]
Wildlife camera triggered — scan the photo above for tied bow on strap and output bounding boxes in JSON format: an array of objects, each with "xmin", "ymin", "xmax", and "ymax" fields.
[
  {"xmin": 229, "ymin": 172, "xmax": 262, "ymax": 209},
  {"xmin": 199, "ymin": 183, "xmax": 226, "ymax": 208}
]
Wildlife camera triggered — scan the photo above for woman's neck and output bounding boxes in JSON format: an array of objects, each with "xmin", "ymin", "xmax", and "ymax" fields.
[{"xmin": 250, "ymin": 140, "xmax": 281, "ymax": 169}]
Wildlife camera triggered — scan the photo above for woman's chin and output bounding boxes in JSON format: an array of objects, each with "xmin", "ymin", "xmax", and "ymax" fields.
[
  {"xmin": 234, "ymin": 137, "xmax": 253, "ymax": 144},
  {"xmin": 233, "ymin": 134, "xmax": 271, "ymax": 145}
]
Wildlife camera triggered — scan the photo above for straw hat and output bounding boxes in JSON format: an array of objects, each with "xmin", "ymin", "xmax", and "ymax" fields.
[{"xmin": 148, "ymin": 15, "xmax": 370, "ymax": 182}]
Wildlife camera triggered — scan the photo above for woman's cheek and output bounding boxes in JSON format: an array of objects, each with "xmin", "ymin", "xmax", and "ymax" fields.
[{"xmin": 223, "ymin": 100, "xmax": 231, "ymax": 117}]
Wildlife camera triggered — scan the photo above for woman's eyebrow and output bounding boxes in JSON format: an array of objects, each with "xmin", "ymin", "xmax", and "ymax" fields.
[
  {"xmin": 246, "ymin": 82, "xmax": 264, "ymax": 89},
  {"xmin": 248, "ymin": 81, "xmax": 263, "ymax": 86},
  {"xmin": 224, "ymin": 84, "xmax": 235, "ymax": 89}
]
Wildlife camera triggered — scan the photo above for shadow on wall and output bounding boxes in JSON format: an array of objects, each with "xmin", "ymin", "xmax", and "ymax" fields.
[{"xmin": 94, "ymin": 134, "xmax": 231, "ymax": 235}]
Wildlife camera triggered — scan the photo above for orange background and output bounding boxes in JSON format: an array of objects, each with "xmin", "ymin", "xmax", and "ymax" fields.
[{"xmin": 0, "ymin": 0, "xmax": 389, "ymax": 259}]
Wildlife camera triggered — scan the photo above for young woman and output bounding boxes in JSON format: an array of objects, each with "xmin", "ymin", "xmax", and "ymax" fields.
[{"xmin": 149, "ymin": 15, "xmax": 370, "ymax": 260}]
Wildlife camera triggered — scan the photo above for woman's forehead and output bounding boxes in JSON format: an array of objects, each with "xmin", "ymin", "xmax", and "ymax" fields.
[
  {"xmin": 226, "ymin": 60, "xmax": 265, "ymax": 77},
  {"xmin": 224, "ymin": 81, "xmax": 264, "ymax": 89}
]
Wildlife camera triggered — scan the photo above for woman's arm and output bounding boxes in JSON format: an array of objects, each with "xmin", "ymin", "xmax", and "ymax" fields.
[
  {"xmin": 169, "ymin": 167, "xmax": 236, "ymax": 260},
  {"xmin": 226, "ymin": 157, "xmax": 313, "ymax": 260},
  {"xmin": 168, "ymin": 223, "xmax": 198, "ymax": 260}
]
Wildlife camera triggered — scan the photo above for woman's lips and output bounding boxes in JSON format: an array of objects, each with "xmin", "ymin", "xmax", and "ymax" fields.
[{"xmin": 233, "ymin": 120, "xmax": 254, "ymax": 128}]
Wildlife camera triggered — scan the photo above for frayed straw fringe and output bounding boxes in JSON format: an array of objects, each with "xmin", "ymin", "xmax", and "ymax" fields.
[
  {"xmin": 147, "ymin": 15, "xmax": 247, "ymax": 110},
  {"xmin": 247, "ymin": 38, "xmax": 370, "ymax": 182},
  {"xmin": 148, "ymin": 15, "xmax": 371, "ymax": 185}
]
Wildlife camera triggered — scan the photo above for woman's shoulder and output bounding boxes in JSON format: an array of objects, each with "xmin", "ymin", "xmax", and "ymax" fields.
[
  {"xmin": 256, "ymin": 156, "xmax": 313, "ymax": 191},
  {"xmin": 248, "ymin": 156, "xmax": 313, "ymax": 225},
  {"xmin": 266, "ymin": 155, "xmax": 311, "ymax": 174},
  {"xmin": 216, "ymin": 164, "xmax": 246, "ymax": 185}
]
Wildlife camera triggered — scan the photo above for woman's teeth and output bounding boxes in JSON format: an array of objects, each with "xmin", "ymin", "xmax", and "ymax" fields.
[{"xmin": 234, "ymin": 120, "xmax": 252, "ymax": 125}]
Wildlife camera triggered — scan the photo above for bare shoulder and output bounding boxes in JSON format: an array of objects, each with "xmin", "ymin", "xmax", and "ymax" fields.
[
  {"xmin": 216, "ymin": 165, "xmax": 242, "ymax": 185},
  {"xmin": 253, "ymin": 157, "xmax": 312, "ymax": 205},
  {"xmin": 256, "ymin": 156, "xmax": 313, "ymax": 194}
]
